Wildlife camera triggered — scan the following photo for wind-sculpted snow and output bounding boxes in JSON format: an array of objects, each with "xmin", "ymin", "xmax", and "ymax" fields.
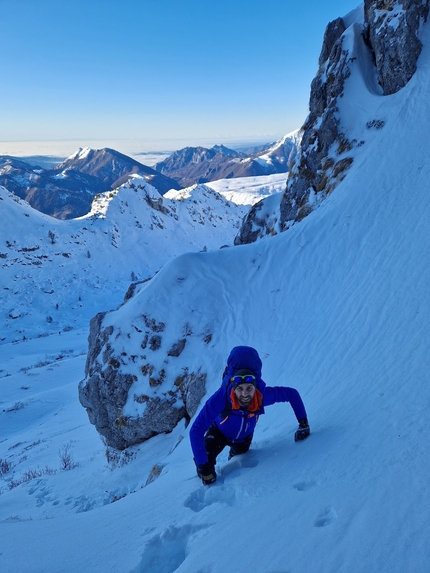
[
  {"xmin": 79, "ymin": 250, "xmax": 227, "ymax": 448},
  {"xmin": 129, "ymin": 525, "xmax": 209, "ymax": 573}
]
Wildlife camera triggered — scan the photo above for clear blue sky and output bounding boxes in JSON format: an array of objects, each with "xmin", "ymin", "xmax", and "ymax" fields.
[{"xmin": 0, "ymin": 0, "xmax": 361, "ymax": 151}]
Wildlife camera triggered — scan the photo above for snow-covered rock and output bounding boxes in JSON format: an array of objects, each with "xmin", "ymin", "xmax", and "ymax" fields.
[
  {"xmin": 236, "ymin": 1, "xmax": 429, "ymax": 244},
  {"xmin": 363, "ymin": 0, "xmax": 429, "ymax": 95}
]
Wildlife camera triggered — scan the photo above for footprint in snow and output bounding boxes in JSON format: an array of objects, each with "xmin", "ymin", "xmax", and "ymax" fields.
[
  {"xmin": 293, "ymin": 480, "xmax": 318, "ymax": 491},
  {"xmin": 129, "ymin": 524, "xmax": 209, "ymax": 573},
  {"xmin": 27, "ymin": 479, "xmax": 57, "ymax": 507},
  {"xmin": 184, "ymin": 484, "xmax": 240, "ymax": 513},
  {"xmin": 314, "ymin": 506, "xmax": 338, "ymax": 527},
  {"xmin": 185, "ymin": 454, "xmax": 258, "ymax": 513},
  {"xmin": 219, "ymin": 453, "xmax": 259, "ymax": 477}
]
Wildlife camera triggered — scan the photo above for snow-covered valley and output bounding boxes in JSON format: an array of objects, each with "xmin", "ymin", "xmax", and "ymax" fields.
[{"xmin": 1, "ymin": 174, "xmax": 288, "ymax": 345}]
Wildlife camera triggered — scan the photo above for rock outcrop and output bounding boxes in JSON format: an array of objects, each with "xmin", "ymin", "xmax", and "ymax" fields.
[
  {"xmin": 363, "ymin": 0, "xmax": 429, "ymax": 96},
  {"xmin": 279, "ymin": 16, "xmax": 353, "ymax": 230},
  {"xmin": 79, "ymin": 293, "xmax": 208, "ymax": 450},
  {"xmin": 236, "ymin": 0, "xmax": 429, "ymax": 244}
]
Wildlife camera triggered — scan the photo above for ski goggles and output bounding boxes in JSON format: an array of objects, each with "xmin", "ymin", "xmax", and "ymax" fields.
[{"xmin": 230, "ymin": 374, "xmax": 256, "ymax": 385}]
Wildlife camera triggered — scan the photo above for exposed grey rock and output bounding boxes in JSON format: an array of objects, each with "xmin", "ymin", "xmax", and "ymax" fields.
[
  {"xmin": 149, "ymin": 335, "xmax": 162, "ymax": 351},
  {"xmin": 140, "ymin": 187, "xmax": 170, "ymax": 215},
  {"xmin": 167, "ymin": 339, "xmax": 187, "ymax": 357},
  {"xmin": 79, "ymin": 312, "xmax": 207, "ymax": 450},
  {"xmin": 236, "ymin": 16, "xmax": 355, "ymax": 244},
  {"xmin": 279, "ymin": 19, "xmax": 354, "ymax": 230},
  {"xmin": 84, "ymin": 312, "xmax": 109, "ymax": 377},
  {"xmin": 234, "ymin": 200, "xmax": 278, "ymax": 246},
  {"xmin": 234, "ymin": 202, "xmax": 265, "ymax": 246},
  {"xmin": 319, "ymin": 17, "xmax": 347, "ymax": 67},
  {"xmin": 142, "ymin": 315, "xmax": 165, "ymax": 332},
  {"xmin": 181, "ymin": 370, "xmax": 207, "ymax": 420},
  {"xmin": 123, "ymin": 279, "xmax": 152, "ymax": 303},
  {"xmin": 237, "ymin": 1, "xmax": 428, "ymax": 243},
  {"xmin": 363, "ymin": 0, "xmax": 429, "ymax": 95}
]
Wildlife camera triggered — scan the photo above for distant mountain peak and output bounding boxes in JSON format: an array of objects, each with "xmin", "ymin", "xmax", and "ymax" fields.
[
  {"xmin": 211, "ymin": 144, "xmax": 240, "ymax": 155},
  {"xmin": 154, "ymin": 134, "xmax": 300, "ymax": 188},
  {"xmin": 65, "ymin": 146, "xmax": 93, "ymax": 162},
  {"xmin": 0, "ymin": 147, "xmax": 181, "ymax": 219}
]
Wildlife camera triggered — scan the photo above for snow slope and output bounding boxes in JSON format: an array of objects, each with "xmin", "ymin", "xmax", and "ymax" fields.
[
  {"xmin": 206, "ymin": 172, "xmax": 288, "ymax": 205},
  {"xmin": 1, "ymin": 8, "xmax": 430, "ymax": 573},
  {"xmin": 0, "ymin": 177, "xmax": 248, "ymax": 344}
]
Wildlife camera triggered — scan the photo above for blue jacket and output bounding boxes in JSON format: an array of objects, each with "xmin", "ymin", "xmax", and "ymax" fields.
[{"xmin": 190, "ymin": 346, "xmax": 307, "ymax": 466}]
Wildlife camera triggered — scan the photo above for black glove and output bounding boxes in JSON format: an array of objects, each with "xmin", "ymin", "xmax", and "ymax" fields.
[
  {"xmin": 294, "ymin": 418, "xmax": 310, "ymax": 442},
  {"xmin": 197, "ymin": 462, "xmax": 217, "ymax": 485}
]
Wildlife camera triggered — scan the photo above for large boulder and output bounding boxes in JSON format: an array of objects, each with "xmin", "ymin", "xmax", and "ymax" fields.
[{"xmin": 79, "ymin": 286, "xmax": 208, "ymax": 450}]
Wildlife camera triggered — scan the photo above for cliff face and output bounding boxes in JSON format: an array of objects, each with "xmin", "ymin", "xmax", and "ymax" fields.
[
  {"xmin": 236, "ymin": 1, "xmax": 429, "ymax": 245},
  {"xmin": 281, "ymin": 0, "xmax": 429, "ymax": 231},
  {"xmin": 279, "ymin": 17, "xmax": 353, "ymax": 229}
]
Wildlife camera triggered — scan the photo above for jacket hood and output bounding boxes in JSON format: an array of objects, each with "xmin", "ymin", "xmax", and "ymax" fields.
[{"xmin": 222, "ymin": 346, "xmax": 264, "ymax": 387}]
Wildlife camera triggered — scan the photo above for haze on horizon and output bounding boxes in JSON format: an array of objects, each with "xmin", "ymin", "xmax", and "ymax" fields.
[{"xmin": 0, "ymin": 0, "xmax": 360, "ymax": 159}]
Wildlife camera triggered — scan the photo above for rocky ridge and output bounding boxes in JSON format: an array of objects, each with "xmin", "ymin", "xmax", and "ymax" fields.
[
  {"xmin": 154, "ymin": 132, "xmax": 300, "ymax": 188},
  {"xmin": 235, "ymin": 0, "xmax": 429, "ymax": 245}
]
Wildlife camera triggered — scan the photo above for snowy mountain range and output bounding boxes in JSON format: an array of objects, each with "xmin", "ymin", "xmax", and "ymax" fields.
[
  {"xmin": 0, "ymin": 180, "xmax": 242, "ymax": 345},
  {"xmin": 0, "ymin": 148, "xmax": 181, "ymax": 219},
  {"xmin": 0, "ymin": 171, "xmax": 289, "ymax": 345},
  {"xmin": 0, "ymin": 133, "xmax": 299, "ymax": 220},
  {"xmin": 153, "ymin": 131, "xmax": 301, "ymax": 187},
  {"xmin": 1, "ymin": 2, "xmax": 430, "ymax": 572}
]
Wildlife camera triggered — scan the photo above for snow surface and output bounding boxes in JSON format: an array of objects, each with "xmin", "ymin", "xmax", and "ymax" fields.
[
  {"xmin": 69, "ymin": 147, "xmax": 93, "ymax": 161},
  {"xmin": 206, "ymin": 172, "xmax": 287, "ymax": 205},
  {"xmin": 0, "ymin": 177, "xmax": 260, "ymax": 344},
  {"xmin": 1, "ymin": 7, "xmax": 430, "ymax": 573}
]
